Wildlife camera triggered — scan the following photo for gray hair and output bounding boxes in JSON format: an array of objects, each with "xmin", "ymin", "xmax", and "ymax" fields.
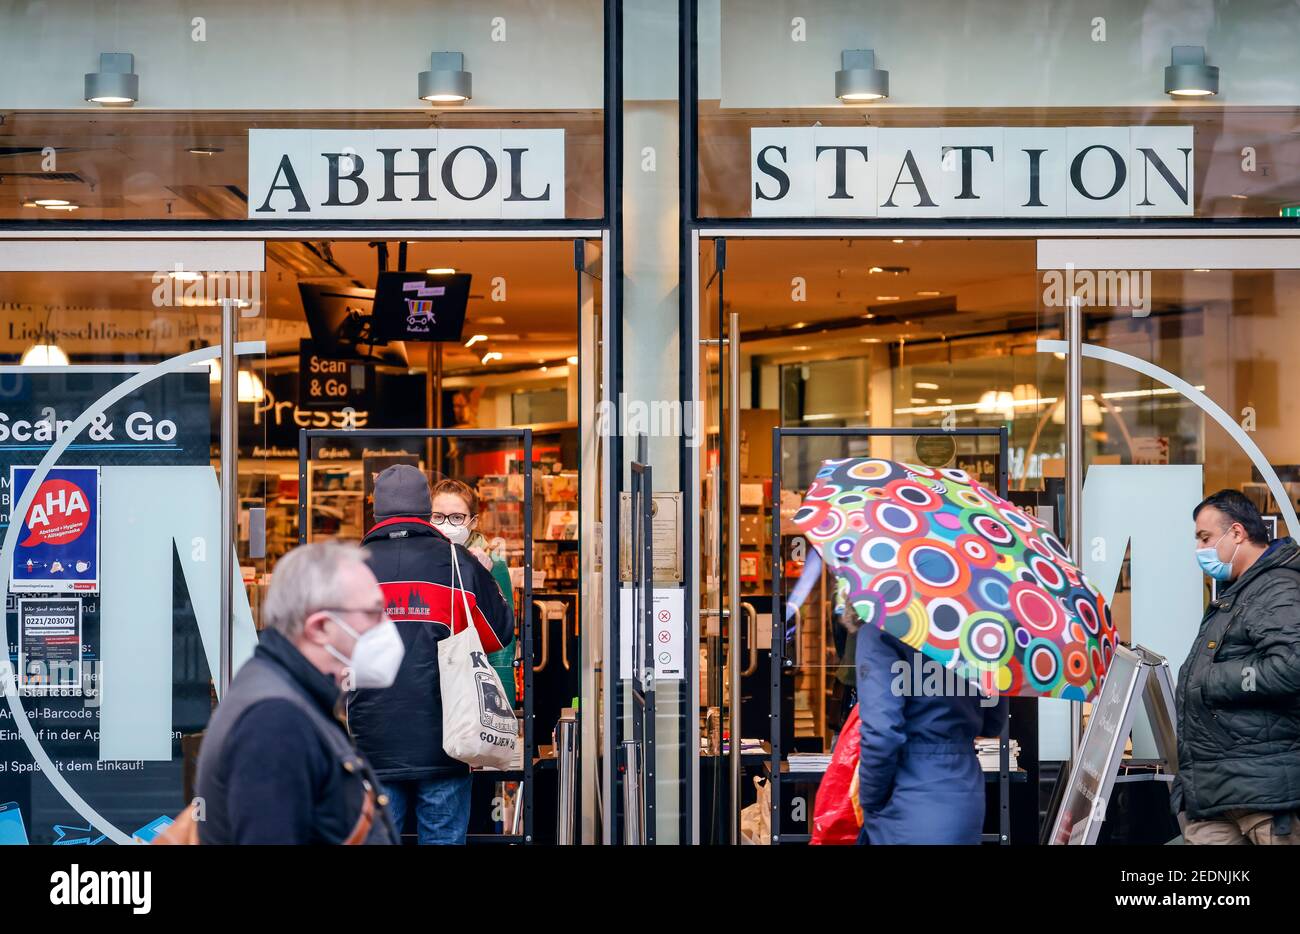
[{"xmin": 262, "ymin": 541, "xmax": 370, "ymax": 639}]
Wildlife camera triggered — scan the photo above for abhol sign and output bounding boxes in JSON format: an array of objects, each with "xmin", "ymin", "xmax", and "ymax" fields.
[
  {"xmin": 248, "ymin": 128, "xmax": 565, "ymax": 220},
  {"xmin": 750, "ymin": 126, "xmax": 1193, "ymax": 218}
]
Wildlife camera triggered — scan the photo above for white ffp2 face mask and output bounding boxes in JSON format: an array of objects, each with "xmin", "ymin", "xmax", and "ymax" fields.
[
  {"xmin": 324, "ymin": 614, "xmax": 405, "ymax": 689},
  {"xmin": 433, "ymin": 520, "xmax": 471, "ymax": 546}
]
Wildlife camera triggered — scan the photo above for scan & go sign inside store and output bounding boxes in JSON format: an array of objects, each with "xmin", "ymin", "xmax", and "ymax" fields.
[
  {"xmin": 751, "ymin": 126, "xmax": 1193, "ymax": 217},
  {"xmin": 248, "ymin": 128, "xmax": 564, "ymax": 219}
]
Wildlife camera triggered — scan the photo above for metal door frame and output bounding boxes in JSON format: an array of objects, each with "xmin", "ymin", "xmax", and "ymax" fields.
[
  {"xmin": 298, "ymin": 426, "xmax": 535, "ymax": 844},
  {"xmin": 612, "ymin": 435, "xmax": 656, "ymax": 844},
  {"xmin": 768, "ymin": 425, "xmax": 1011, "ymax": 845}
]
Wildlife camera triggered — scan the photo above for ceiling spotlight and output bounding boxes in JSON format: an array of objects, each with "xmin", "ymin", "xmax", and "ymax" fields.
[
  {"xmin": 481, "ymin": 351, "xmax": 503, "ymax": 365},
  {"xmin": 208, "ymin": 362, "xmax": 265, "ymax": 404},
  {"xmin": 85, "ymin": 52, "xmax": 139, "ymax": 105},
  {"xmin": 237, "ymin": 370, "xmax": 265, "ymax": 404},
  {"xmin": 916, "ymin": 290, "xmax": 942, "ymax": 297},
  {"xmin": 566, "ymin": 355, "xmax": 579, "ymax": 365},
  {"xmin": 860, "ymin": 337, "xmax": 882, "ymax": 344},
  {"xmin": 915, "ymin": 381, "xmax": 939, "ymax": 390},
  {"xmin": 33, "ymin": 198, "xmax": 70, "ymax": 207},
  {"xmin": 426, "ymin": 267, "xmax": 457, "ymax": 275},
  {"xmin": 892, "ymin": 238, "xmax": 905, "ymax": 244},
  {"xmin": 1164, "ymin": 45, "xmax": 1218, "ymax": 97},
  {"xmin": 419, "ymin": 51, "xmax": 472, "ymax": 103},
  {"xmin": 43, "ymin": 204, "xmax": 79, "ymax": 211},
  {"xmin": 169, "ymin": 267, "xmax": 204, "ymax": 282},
  {"xmin": 20, "ymin": 343, "xmax": 70, "ymax": 367},
  {"xmin": 836, "ymin": 49, "xmax": 889, "ymax": 102},
  {"xmin": 792, "ymin": 345, "xmax": 812, "ymax": 352},
  {"xmin": 188, "ymin": 146, "xmax": 223, "ymax": 155},
  {"xmin": 464, "ymin": 334, "xmax": 488, "ymax": 348},
  {"xmin": 876, "ymin": 295, "xmax": 899, "ymax": 301},
  {"xmin": 1052, "ymin": 397, "xmax": 1103, "ymax": 427}
]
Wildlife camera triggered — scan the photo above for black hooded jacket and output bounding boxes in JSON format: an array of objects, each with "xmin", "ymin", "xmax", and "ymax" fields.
[
  {"xmin": 349, "ymin": 516, "xmax": 515, "ymax": 781},
  {"xmin": 1173, "ymin": 536, "xmax": 1300, "ymax": 820}
]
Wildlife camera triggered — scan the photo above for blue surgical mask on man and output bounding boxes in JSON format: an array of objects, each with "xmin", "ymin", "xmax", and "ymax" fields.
[{"xmin": 1196, "ymin": 528, "xmax": 1240, "ymax": 582}]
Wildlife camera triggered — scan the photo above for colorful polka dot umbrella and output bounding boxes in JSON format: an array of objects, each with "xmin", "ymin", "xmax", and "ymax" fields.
[{"xmin": 792, "ymin": 457, "xmax": 1117, "ymax": 702}]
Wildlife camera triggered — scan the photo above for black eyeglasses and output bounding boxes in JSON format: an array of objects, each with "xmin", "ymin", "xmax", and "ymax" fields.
[{"xmin": 431, "ymin": 512, "xmax": 473, "ymax": 526}]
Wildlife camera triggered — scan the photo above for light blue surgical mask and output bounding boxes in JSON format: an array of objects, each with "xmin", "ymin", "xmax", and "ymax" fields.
[{"xmin": 1196, "ymin": 528, "xmax": 1240, "ymax": 582}]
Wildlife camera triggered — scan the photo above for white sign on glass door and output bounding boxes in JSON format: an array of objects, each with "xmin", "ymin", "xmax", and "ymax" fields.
[
  {"xmin": 750, "ymin": 126, "xmax": 1193, "ymax": 218},
  {"xmin": 248, "ymin": 129, "xmax": 565, "ymax": 219}
]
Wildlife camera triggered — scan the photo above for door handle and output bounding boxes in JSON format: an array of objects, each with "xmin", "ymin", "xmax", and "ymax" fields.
[
  {"xmin": 560, "ymin": 604, "xmax": 571, "ymax": 672},
  {"xmin": 741, "ymin": 600, "xmax": 759, "ymax": 677},
  {"xmin": 248, "ymin": 507, "xmax": 267, "ymax": 559},
  {"xmin": 533, "ymin": 605, "xmax": 551, "ymax": 673}
]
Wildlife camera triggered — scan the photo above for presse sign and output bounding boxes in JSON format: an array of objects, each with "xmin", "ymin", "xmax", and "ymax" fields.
[
  {"xmin": 248, "ymin": 128, "xmax": 564, "ymax": 220},
  {"xmin": 750, "ymin": 126, "xmax": 1193, "ymax": 218}
]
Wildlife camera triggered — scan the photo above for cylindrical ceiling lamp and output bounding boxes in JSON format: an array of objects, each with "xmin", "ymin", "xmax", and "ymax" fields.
[
  {"xmin": 836, "ymin": 49, "xmax": 889, "ymax": 102},
  {"xmin": 85, "ymin": 52, "xmax": 139, "ymax": 105},
  {"xmin": 419, "ymin": 51, "xmax": 472, "ymax": 103},
  {"xmin": 1164, "ymin": 45, "xmax": 1219, "ymax": 97}
]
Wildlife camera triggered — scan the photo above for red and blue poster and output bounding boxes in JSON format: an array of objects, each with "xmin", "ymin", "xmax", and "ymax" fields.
[{"xmin": 8, "ymin": 466, "xmax": 100, "ymax": 594}]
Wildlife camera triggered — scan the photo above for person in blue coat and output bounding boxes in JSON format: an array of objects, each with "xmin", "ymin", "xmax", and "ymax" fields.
[{"xmin": 855, "ymin": 623, "xmax": 1008, "ymax": 845}]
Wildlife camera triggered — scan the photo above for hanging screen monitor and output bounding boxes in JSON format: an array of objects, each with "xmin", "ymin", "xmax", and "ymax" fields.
[
  {"xmin": 298, "ymin": 283, "xmax": 409, "ymax": 367},
  {"xmin": 371, "ymin": 272, "xmax": 472, "ymax": 343}
]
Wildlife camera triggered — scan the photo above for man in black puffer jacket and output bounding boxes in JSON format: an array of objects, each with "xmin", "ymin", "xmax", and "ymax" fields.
[
  {"xmin": 349, "ymin": 465, "xmax": 514, "ymax": 845},
  {"xmin": 1175, "ymin": 489, "xmax": 1300, "ymax": 845}
]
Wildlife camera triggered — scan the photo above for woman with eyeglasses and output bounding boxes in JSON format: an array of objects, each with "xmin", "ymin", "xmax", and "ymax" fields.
[{"xmin": 429, "ymin": 479, "xmax": 518, "ymax": 693}]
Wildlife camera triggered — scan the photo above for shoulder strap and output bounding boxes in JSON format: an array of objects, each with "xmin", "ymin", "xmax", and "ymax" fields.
[
  {"xmin": 449, "ymin": 542, "xmax": 475, "ymax": 627},
  {"xmin": 342, "ymin": 784, "xmax": 377, "ymax": 845}
]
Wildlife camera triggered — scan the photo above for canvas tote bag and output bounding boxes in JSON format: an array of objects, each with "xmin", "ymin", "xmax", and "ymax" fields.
[{"xmin": 438, "ymin": 543, "xmax": 520, "ymax": 769}]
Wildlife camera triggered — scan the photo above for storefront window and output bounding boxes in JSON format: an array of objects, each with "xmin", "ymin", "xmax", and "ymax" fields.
[
  {"xmin": 1, "ymin": 1, "xmax": 605, "ymax": 222},
  {"xmin": 1035, "ymin": 245, "xmax": 1300, "ymax": 758},
  {"xmin": 696, "ymin": 0, "xmax": 1300, "ymax": 219},
  {"xmin": 0, "ymin": 257, "xmax": 266, "ymax": 843}
]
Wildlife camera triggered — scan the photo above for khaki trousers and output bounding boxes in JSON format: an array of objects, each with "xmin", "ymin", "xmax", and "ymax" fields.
[{"xmin": 1185, "ymin": 809, "xmax": 1300, "ymax": 845}]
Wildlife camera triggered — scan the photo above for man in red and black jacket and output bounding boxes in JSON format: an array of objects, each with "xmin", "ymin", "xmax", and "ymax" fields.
[{"xmin": 350, "ymin": 464, "xmax": 514, "ymax": 845}]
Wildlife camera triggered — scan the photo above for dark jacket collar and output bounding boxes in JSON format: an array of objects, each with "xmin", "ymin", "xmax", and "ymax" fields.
[
  {"xmin": 255, "ymin": 628, "xmax": 341, "ymax": 716},
  {"xmin": 363, "ymin": 515, "xmax": 447, "ymax": 545},
  {"xmin": 1221, "ymin": 536, "xmax": 1300, "ymax": 602}
]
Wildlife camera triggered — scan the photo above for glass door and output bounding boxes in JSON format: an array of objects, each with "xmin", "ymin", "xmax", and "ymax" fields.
[
  {"xmin": 1036, "ymin": 237, "xmax": 1300, "ymax": 767},
  {"xmin": 694, "ymin": 236, "xmax": 734, "ymax": 842},
  {"xmin": 0, "ymin": 239, "xmax": 265, "ymax": 844},
  {"xmin": 577, "ymin": 235, "xmax": 607, "ymax": 844}
]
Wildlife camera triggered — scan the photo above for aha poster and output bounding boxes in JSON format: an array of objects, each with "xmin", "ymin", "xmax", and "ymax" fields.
[{"xmin": 8, "ymin": 466, "xmax": 100, "ymax": 594}]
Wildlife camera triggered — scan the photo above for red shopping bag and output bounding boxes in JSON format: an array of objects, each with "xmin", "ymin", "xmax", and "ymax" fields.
[{"xmin": 810, "ymin": 704, "xmax": 863, "ymax": 845}]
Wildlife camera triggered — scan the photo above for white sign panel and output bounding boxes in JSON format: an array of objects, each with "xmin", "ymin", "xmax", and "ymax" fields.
[
  {"xmin": 248, "ymin": 128, "xmax": 565, "ymax": 220},
  {"xmin": 751, "ymin": 126, "xmax": 1193, "ymax": 218},
  {"xmin": 619, "ymin": 586, "xmax": 685, "ymax": 681}
]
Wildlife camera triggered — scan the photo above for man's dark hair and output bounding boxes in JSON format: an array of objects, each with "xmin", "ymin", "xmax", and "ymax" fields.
[{"xmin": 1193, "ymin": 489, "xmax": 1270, "ymax": 545}]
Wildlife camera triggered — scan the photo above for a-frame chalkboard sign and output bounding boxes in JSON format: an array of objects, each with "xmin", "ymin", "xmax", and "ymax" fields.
[{"xmin": 1048, "ymin": 644, "xmax": 1179, "ymax": 845}]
